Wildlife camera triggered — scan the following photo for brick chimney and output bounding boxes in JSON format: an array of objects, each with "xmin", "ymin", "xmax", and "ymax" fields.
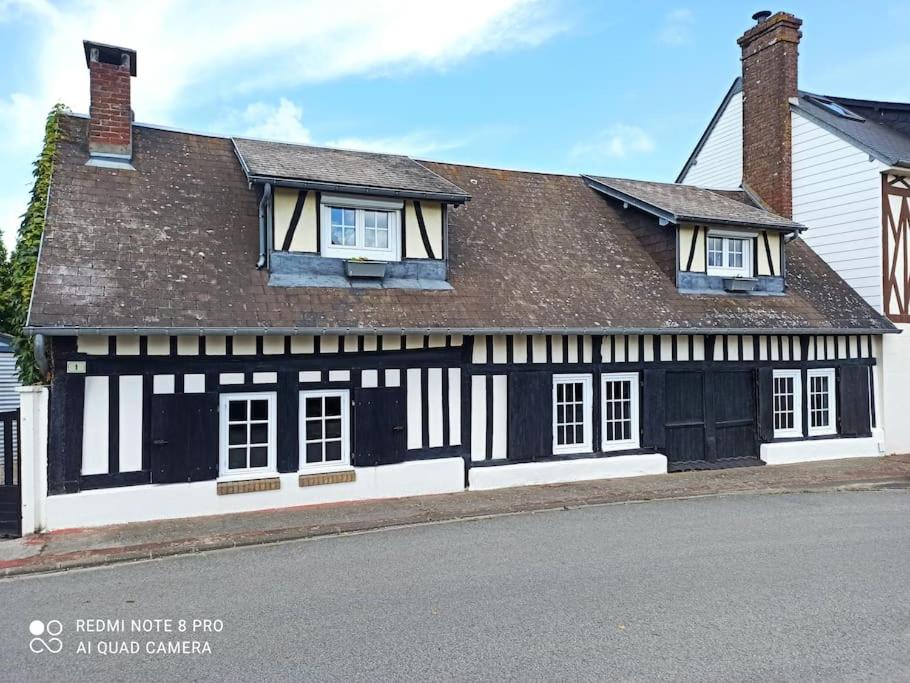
[
  {"xmin": 737, "ymin": 11, "xmax": 802, "ymax": 218},
  {"xmin": 82, "ymin": 41, "xmax": 137, "ymax": 159}
]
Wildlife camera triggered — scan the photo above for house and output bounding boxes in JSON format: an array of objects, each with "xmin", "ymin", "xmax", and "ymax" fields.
[
  {"xmin": 678, "ymin": 10, "xmax": 910, "ymax": 454},
  {"xmin": 19, "ymin": 39, "xmax": 895, "ymax": 531}
]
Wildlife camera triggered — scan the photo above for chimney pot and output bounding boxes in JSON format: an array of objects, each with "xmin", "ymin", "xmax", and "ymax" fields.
[{"xmin": 752, "ymin": 10, "xmax": 772, "ymax": 24}]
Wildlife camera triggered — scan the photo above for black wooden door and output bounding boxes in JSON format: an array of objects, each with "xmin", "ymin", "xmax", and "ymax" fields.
[
  {"xmin": 663, "ymin": 371, "xmax": 706, "ymax": 466},
  {"xmin": 352, "ymin": 387, "xmax": 406, "ymax": 466},
  {"xmin": 150, "ymin": 393, "xmax": 219, "ymax": 483},
  {"xmin": 507, "ymin": 371, "xmax": 551, "ymax": 462},
  {"xmin": 709, "ymin": 370, "xmax": 758, "ymax": 462},
  {"xmin": 0, "ymin": 410, "xmax": 21, "ymax": 538}
]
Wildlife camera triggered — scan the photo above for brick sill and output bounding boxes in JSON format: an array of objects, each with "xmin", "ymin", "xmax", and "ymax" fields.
[
  {"xmin": 216, "ymin": 477, "xmax": 281, "ymax": 496},
  {"xmin": 299, "ymin": 470, "xmax": 356, "ymax": 488}
]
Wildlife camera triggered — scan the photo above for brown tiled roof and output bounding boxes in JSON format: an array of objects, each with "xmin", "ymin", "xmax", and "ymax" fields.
[
  {"xmin": 27, "ymin": 115, "xmax": 894, "ymax": 334},
  {"xmin": 584, "ymin": 175, "xmax": 803, "ymax": 231},
  {"xmin": 233, "ymin": 137, "xmax": 469, "ymax": 201}
]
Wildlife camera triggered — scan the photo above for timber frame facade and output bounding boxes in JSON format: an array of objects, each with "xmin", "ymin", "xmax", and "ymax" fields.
[
  {"xmin": 883, "ymin": 173, "xmax": 910, "ymax": 323},
  {"xmin": 22, "ymin": 38, "xmax": 897, "ymax": 529}
]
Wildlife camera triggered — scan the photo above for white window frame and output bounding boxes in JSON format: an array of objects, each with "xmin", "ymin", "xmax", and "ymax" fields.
[
  {"xmin": 218, "ymin": 392, "xmax": 277, "ymax": 479},
  {"xmin": 772, "ymin": 369, "xmax": 803, "ymax": 438},
  {"xmin": 807, "ymin": 368, "xmax": 837, "ymax": 437},
  {"xmin": 320, "ymin": 194, "xmax": 402, "ymax": 261},
  {"xmin": 601, "ymin": 372, "xmax": 640, "ymax": 451},
  {"xmin": 706, "ymin": 230, "xmax": 753, "ymax": 278},
  {"xmin": 299, "ymin": 389, "xmax": 351, "ymax": 472},
  {"xmin": 552, "ymin": 374, "xmax": 593, "ymax": 455}
]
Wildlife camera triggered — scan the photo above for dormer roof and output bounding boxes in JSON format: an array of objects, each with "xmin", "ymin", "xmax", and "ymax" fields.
[
  {"xmin": 584, "ymin": 175, "xmax": 803, "ymax": 232},
  {"xmin": 233, "ymin": 137, "xmax": 470, "ymax": 203}
]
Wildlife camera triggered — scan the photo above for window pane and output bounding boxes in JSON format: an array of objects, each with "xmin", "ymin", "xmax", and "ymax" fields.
[
  {"xmin": 250, "ymin": 400, "xmax": 269, "ymax": 421},
  {"xmin": 364, "ymin": 211, "xmax": 376, "ymax": 229},
  {"xmin": 249, "ymin": 446, "xmax": 268, "ymax": 469},
  {"xmin": 376, "ymin": 212, "xmax": 388, "ymax": 229},
  {"xmin": 306, "ymin": 442, "xmax": 323, "ymax": 464},
  {"xmin": 325, "ymin": 441, "xmax": 342, "ymax": 462},
  {"xmin": 249, "ymin": 423, "xmax": 268, "ymax": 445},
  {"xmin": 229, "ymin": 401, "xmax": 246, "ymax": 421},
  {"xmin": 228, "ymin": 424, "xmax": 247, "ymax": 446},
  {"xmin": 364, "ymin": 229, "xmax": 376, "ymax": 248},
  {"xmin": 306, "ymin": 397, "xmax": 323, "ymax": 418},
  {"xmin": 305, "ymin": 419, "xmax": 323, "ymax": 441},
  {"xmin": 325, "ymin": 418, "xmax": 342, "ymax": 439},
  {"xmin": 228, "ymin": 447, "xmax": 246, "ymax": 470},
  {"xmin": 325, "ymin": 396, "xmax": 342, "ymax": 416}
]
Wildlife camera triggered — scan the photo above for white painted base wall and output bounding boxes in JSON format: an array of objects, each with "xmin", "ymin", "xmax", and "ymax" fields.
[
  {"xmin": 44, "ymin": 458, "xmax": 464, "ymax": 531},
  {"xmin": 760, "ymin": 433, "xmax": 883, "ymax": 466},
  {"xmin": 468, "ymin": 454, "xmax": 667, "ymax": 491},
  {"xmin": 882, "ymin": 324, "xmax": 910, "ymax": 455}
]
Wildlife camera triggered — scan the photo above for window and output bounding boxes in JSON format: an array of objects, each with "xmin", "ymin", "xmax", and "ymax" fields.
[
  {"xmin": 553, "ymin": 374, "xmax": 593, "ymax": 454},
  {"xmin": 300, "ymin": 390, "xmax": 350, "ymax": 469},
  {"xmin": 601, "ymin": 373, "xmax": 640, "ymax": 451},
  {"xmin": 321, "ymin": 195, "xmax": 401, "ymax": 261},
  {"xmin": 772, "ymin": 370, "xmax": 802, "ymax": 438},
  {"xmin": 807, "ymin": 369, "xmax": 837, "ymax": 436},
  {"xmin": 219, "ymin": 393, "xmax": 277, "ymax": 477},
  {"xmin": 706, "ymin": 232, "xmax": 752, "ymax": 277}
]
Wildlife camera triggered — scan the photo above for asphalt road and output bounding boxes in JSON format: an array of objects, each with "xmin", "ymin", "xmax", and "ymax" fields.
[{"xmin": 1, "ymin": 491, "xmax": 908, "ymax": 682}]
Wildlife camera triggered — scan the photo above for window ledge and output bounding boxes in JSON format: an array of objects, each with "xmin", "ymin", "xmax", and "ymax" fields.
[
  {"xmin": 216, "ymin": 476, "xmax": 281, "ymax": 496},
  {"xmin": 299, "ymin": 469, "xmax": 356, "ymax": 488}
]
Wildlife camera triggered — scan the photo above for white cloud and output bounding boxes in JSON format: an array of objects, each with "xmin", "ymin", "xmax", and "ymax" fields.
[
  {"xmin": 241, "ymin": 99, "xmax": 312, "ymax": 144},
  {"xmin": 0, "ymin": 0, "xmax": 563, "ymax": 252},
  {"xmin": 657, "ymin": 8, "xmax": 694, "ymax": 47},
  {"xmin": 570, "ymin": 124, "xmax": 655, "ymax": 161}
]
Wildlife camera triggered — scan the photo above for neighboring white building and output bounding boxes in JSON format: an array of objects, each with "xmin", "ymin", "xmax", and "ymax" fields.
[
  {"xmin": 0, "ymin": 334, "xmax": 21, "ymax": 412},
  {"xmin": 678, "ymin": 11, "xmax": 910, "ymax": 455}
]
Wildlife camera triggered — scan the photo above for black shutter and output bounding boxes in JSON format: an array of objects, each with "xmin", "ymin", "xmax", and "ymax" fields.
[
  {"xmin": 150, "ymin": 393, "xmax": 219, "ymax": 483},
  {"xmin": 276, "ymin": 371, "xmax": 299, "ymax": 473},
  {"xmin": 507, "ymin": 371, "xmax": 551, "ymax": 462},
  {"xmin": 756, "ymin": 367, "xmax": 774, "ymax": 441},
  {"xmin": 641, "ymin": 369, "xmax": 666, "ymax": 449},
  {"xmin": 352, "ymin": 387, "xmax": 407, "ymax": 466},
  {"xmin": 838, "ymin": 365, "xmax": 871, "ymax": 437}
]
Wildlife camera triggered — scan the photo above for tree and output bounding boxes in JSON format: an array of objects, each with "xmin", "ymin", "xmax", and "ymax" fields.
[{"xmin": 1, "ymin": 103, "xmax": 66, "ymax": 385}]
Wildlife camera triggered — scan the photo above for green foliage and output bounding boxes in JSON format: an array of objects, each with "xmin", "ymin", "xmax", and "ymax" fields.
[{"xmin": 0, "ymin": 103, "xmax": 66, "ymax": 385}]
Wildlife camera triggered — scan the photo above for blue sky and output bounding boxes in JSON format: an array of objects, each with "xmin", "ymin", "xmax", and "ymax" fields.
[{"xmin": 0, "ymin": 1, "xmax": 907, "ymax": 251}]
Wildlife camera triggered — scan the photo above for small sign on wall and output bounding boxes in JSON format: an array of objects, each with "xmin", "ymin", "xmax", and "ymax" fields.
[{"xmin": 67, "ymin": 361, "xmax": 86, "ymax": 374}]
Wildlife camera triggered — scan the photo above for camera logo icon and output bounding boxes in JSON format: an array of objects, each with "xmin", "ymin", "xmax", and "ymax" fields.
[{"xmin": 29, "ymin": 620, "xmax": 63, "ymax": 654}]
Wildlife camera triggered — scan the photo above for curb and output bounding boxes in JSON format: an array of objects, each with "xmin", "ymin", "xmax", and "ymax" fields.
[{"xmin": 2, "ymin": 477, "xmax": 907, "ymax": 579}]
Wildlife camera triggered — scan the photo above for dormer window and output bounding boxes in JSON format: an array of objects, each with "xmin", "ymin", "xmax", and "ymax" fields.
[
  {"xmin": 706, "ymin": 232, "xmax": 752, "ymax": 278},
  {"xmin": 321, "ymin": 195, "xmax": 402, "ymax": 261}
]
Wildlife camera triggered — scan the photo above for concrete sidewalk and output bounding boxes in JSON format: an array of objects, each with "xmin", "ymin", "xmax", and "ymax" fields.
[{"xmin": 2, "ymin": 455, "xmax": 909, "ymax": 578}]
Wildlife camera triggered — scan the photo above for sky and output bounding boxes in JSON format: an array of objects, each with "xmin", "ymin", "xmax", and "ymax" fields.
[{"xmin": 0, "ymin": 0, "xmax": 907, "ymax": 252}]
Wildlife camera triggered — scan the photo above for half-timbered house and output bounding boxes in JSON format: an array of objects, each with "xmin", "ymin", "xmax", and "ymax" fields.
[
  {"xmin": 678, "ymin": 10, "xmax": 910, "ymax": 454},
  {"xmin": 21, "ymin": 40, "xmax": 896, "ymax": 530}
]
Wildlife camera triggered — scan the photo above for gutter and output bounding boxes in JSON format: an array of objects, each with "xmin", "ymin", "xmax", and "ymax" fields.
[
  {"xmin": 245, "ymin": 175, "xmax": 470, "ymax": 205},
  {"xmin": 23, "ymin": 325, "xmax": 900, "ymax": 336}
]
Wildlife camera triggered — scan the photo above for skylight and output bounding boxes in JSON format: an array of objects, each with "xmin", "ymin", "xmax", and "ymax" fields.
[{"xmin": 806, "ymin": 95, "xmax": 865, "ymax": 121}]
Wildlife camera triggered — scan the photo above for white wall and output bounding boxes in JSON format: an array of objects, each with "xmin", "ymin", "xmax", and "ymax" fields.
[
  {"xmin": 791, "ymin": 111, "xmax": 887, "ymax": 312},
  {"xmin": 469, "ymin": 454, "xmax": 667, "ymax": 491},
  {"xmin": 680, "ymin": 91, "xmax": 743, "ymax": 190},
  {"xmin": 882, "ymin": 323, "xmax": 910, "ymax": 454},
  {"xmin": 44, "ymin": 457, "xmax": 465, "ymax": 531},
  {"xmin": 761, "ymin": 434, "xmax": 883, "ymax": 465}
]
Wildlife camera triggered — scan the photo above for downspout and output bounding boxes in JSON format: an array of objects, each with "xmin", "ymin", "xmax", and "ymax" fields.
[
  {"xmin": 257, "ymin": 183, "xmax": 272, "ymax": 269},
  {"xmin": 33, "ymin": 333, "xmax": 49, "ymax": 377}
]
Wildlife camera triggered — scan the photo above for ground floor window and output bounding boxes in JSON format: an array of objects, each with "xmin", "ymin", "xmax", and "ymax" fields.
[
  {"xmin": 219, "ymin": 392, "xmax": 277, "ymax": 477},
  {"xmin": 553, "ymin": 374, "xmax": 592, "ymax": 454},
  {"xmin": 300, "ymin": 390, "xmax": 350, "ymax": 469},
  {"xmin": 807, "ymin": 369, "xmax": 837, "ymax": 436},
  {"xmin": 601, "ymin": 372, "xmax": 640, "ymax": 451},
  {"xmin": 772, "ymin": 369, "xmax": 802, "ymax": 438}
]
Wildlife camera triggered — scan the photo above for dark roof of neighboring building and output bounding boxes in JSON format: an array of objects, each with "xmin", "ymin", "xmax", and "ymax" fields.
[
  {"xmin": 584, "ymin": 175, "xmax": 803, "ymax": 231},
  {"xmin": 232, "ymin": 137, "xmax": 470, "ymax": 202},
  {"xmin": 26, "ymin": 115, "xmax": 895, "ymax": 335},
  {"xmin": 796, "ymin": 92, "xmax": 910, "ymax": 168},
  {"xmin": 677, "ymin": 77, "xmax": 910, "ymax": 182}
]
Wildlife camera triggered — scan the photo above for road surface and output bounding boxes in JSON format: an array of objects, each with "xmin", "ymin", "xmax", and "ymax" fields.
[{"xmin": 1, "ymin": 491, "xmax": 907, "ymax": 681}]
